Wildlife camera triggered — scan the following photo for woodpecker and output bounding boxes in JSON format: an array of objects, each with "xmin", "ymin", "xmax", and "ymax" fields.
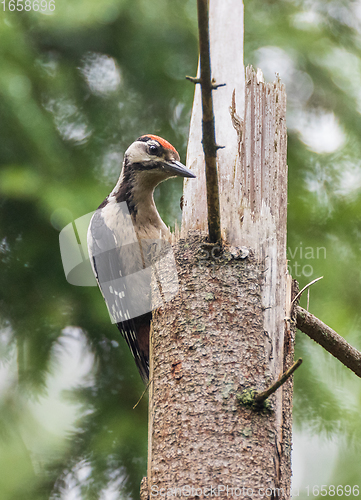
[{"xmin": 87, "ymin": 135, "xmax": 196, "ymax": 383}]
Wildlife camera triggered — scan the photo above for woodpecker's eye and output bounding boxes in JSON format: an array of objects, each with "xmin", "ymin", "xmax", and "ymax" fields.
[{"xmin": 148, "ymin": 144, "xmax": 160, "ymax": 156}]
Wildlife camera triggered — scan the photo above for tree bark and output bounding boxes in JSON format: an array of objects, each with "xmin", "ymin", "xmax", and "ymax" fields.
[{"xmin": 143, "ymin": 1, "xmax": 293, "ymax": 498}]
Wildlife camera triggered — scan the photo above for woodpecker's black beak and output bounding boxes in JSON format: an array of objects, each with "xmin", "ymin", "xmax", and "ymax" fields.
[{"xmin": 164, "ymin": 160, "xmax": 196, "ymax": 178}]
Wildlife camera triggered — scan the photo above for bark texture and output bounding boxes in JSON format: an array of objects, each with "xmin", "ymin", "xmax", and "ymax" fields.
[
  {"xmin": 147, "ymin": 237, "xmax": 294, "ymax": 499},
  {"xmin": 144, "ymin": 66, "xmax": 292, "ymax": 500}
]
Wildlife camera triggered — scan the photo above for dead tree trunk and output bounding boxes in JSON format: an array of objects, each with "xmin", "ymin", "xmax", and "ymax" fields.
[{"xmin": 143, "ymin": 1, "xmax": 294, "ymax": 499}]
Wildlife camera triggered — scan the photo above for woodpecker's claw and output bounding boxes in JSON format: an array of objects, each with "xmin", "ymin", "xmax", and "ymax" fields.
[{"xmin": 164, "ymin": 160, "xmax": 196, "ymax": 179}]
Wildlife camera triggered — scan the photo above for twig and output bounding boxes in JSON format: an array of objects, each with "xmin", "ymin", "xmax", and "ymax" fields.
[
  {"xmin": 254, "ymin": 358, "xmax": 303, "ymax": 405},
  {"xmin": 133, "ymin": 378, "xmax": 152, "ymax": 409},
  {"xmin": 185, "ymin": 76, "xmax": 201, "ymax": 84},
  {"xmin": 195, "ymin": 0, "xmax": 222, "ymax": 243},
  {"xmin": 291, "ymin": 276, "xmax": 323, "ymax": 305},
  {"xmin": 296, "ymin": 306, "xmax": 361, "ymax": 378},
  {"xmin": 212, "ymin": 81, "xmax": 226, "ymax": 90}
]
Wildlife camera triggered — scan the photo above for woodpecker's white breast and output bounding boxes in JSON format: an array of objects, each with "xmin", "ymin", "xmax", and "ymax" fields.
[{"xmin": 104, "ymin": 194, "xmax": 169, "ymax": 242}]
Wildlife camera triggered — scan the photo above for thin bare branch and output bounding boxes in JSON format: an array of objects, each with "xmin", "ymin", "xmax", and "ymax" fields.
[
  {"xmin": 254, "ymin": 358, "xmax": 303, "ymax": 405},
  {"xmin": 195, "ymin": 0, "xmax": 221, "ymax": 243},
  {"xmin": 133, "ymin": 378, "xmax": 152, "ymax": 410},
  {"xmin": 291, "ymin": 276, "xmax": 323, "ymax": 305},
  {"xmin": 296, "ymin": 306, "xmax": 361, "ymax": 378},
  {"xmin": 185, "ymin": 76, "xmax": 201, "ymax": 84}
]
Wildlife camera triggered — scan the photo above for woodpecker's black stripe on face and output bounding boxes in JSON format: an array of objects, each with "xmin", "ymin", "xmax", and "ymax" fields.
[{"xmin": 130, "ymin": 161, "xmax": 164, "ymax": 171}]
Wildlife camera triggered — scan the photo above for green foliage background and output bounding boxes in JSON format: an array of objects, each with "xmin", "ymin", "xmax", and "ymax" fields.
[{"xmin": 1, "ymin": 0, "xmax": 361, "ymax": 498}]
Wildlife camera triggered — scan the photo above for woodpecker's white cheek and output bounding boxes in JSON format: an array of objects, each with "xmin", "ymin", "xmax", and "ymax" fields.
[
  {"xmin": 127, "ymin": 150, "xmax": 151, "ymax": 164},
  {"xmin": 125, "ymin": 142, "xmax": 155, "ymax": 164}
]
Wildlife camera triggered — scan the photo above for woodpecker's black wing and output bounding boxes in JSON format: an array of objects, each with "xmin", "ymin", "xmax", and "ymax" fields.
[{"xmin": 87, "ymin": 207, "xmax": 151, "ymax": 383}]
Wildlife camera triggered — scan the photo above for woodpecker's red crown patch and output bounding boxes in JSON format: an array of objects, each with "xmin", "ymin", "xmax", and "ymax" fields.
[{"xmin": 140, "ymin": 134, "xmax": 177, "ymax": 153}]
